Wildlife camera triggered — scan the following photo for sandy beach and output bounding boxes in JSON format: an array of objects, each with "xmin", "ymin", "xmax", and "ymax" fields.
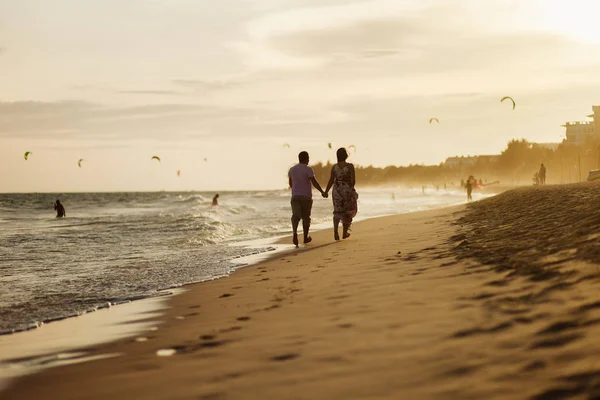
[{"xmin": 4, "ymin": 184, "xmax": 600, "ymax": 399}]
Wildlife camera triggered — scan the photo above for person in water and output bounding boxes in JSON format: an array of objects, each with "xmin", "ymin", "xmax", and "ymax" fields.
[
  {"xmin": 212, "ymin": 193, "xmax": 219, "ymax": 206},
  {"xmin": 324, "ymin": 148, "xmax": 357, "ymax": 241},
  {"xmin": 54, "ymin": 199, "xmax": 66, "ymax": 218},
  {"xmin": 288, "ymin": 151, "xmax": 326, "ymax": 247}
]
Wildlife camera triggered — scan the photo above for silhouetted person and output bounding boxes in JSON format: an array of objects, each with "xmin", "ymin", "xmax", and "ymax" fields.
[
  {"xmin": 324, "ymin": 148, "xmax": 357, "ymax": 241},
  {"xmin": 533, "ymin": 172, "xmax": 540, "ymax": 186},
  {"xmin": 54, "ymin": 200, "xmax": 66, "ymax": 218},
  {"xmin": 288, "ymin": 151, "xmax": 325, "ymax": 247},
  {"xmin": 539, "ymin": 163, "xmax": 546, "ymax": 184},
  {"xmin": 465, "ymin": 179, "xmax": 473, "ymax": 202},
  {"xmin": 212, "ymin": 193, "xmax": 219, "ymax": 206}
]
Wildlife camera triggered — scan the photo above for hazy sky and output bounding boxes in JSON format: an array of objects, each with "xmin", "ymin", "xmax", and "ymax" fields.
[{"xmin": 3, "ymin": 0, "xmax": 600, "ymax": 191}]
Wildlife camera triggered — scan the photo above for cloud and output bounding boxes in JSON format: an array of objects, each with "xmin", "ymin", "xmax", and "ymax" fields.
[
  {"xmin": 171, "ymin": 78, "xmax": 244, "ymax": 90},
  {"xmin": 0, "ymin": 100, "xmax": 339, "ymax": 141},
  {"xmin": 116, "ymin": 89, "xmax": 184, "ymax": 96}
]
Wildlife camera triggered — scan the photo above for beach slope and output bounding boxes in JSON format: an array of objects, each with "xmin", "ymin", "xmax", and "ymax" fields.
[{"xmin": 5, "ymin": 184, "xmax": 600, "ymax": 399}]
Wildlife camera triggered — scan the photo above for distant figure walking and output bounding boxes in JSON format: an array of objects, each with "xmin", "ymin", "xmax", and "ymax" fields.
[
  {"xmin": 324, "ymin": 148, "xmax": 357, "ymax": 241},
  {"xmin": 533, "ymin": 172, "xmax": 540, "ymax": 186},
  {"xmin": 212, "ymin": 193, "xmax": 219, "ymax": 206},
  {"xmin": 288, "ymin": 151, "xmax": 326, "ymax": 247},
  {"xmin": 465, "ymin": 178, "xmax": 473, "ymax": 202},
  {"xmin": 539, "ymin": 163, "xmax": 547, "ymax": 185},
  {"xmin": 54, "ymin": 199, "xmax": 66, "ymax": 218}
]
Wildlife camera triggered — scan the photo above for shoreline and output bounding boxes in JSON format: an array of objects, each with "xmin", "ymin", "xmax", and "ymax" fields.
[
  {"xmin": 0, "ymin": 198, "xmax": 473, "ymax": 394},
  {"xmin": 0, "ymin": 188, "xmax": 509, "ymax": 398},
  {"xmin": 6, "ymin": 184, "xmax": 600, "ymax": 398},
  {"xmin": 0, "ymin": 191, "xmax": 477, "ymax": 336},
  {"xmin": 2, "ymin": 203, "xmax": 473, "ymax": 399}
]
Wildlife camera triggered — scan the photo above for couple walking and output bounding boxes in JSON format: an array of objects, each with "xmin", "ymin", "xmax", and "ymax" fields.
[{"xmin": 288, "ymin": 148, "xmax": 358, "ymax": 247}]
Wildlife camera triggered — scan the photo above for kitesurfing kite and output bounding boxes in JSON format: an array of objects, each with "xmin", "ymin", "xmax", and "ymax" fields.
[
  {"xmin": 177, "ymin": 170, "xmax": 181, "ymax": 177},
  {"xmin": 24, "ymin": 151, "xmax": 31, "ymax": 160},
  {"xmin": 501, "ymin": 96, "xmax": 516, "ymax": 110},
  {"xmin": 78, "ymin": 159, "xmax": 84, "ymax": 168},
  {"xmin": 429, "ymin": 117, "xmax": 440, "ymax": 124},
  {"xmin": 151, "ymin": 156, "xmax": 161, "ymax": 163},
  {"xmin": 328, "ymin": 142, "xmax": 332, "ymax": 149},
  {"xmin": 347, "ymin": 145, "xmax": 356, "ymax": 153},
  {"xmin": 283, "ymin": 143, "xmax": 290, "ymax": 148}
]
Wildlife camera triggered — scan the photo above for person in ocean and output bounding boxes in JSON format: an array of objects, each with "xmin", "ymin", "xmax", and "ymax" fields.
[
  {"xmin": 288, "ymin": 151, "xmax": 326, "ymax": 247},
  {"xmin": 54, "ymin": 199, "xmax": 66, "ymax": 218},
  {"xmin": 212, "ymin": 193, "xmax": 219, "ymax": 206},
  {"xmin": 465, "ymin": 178, "xmax": 473, "ymax": 202},
  {"xmin": 324, "ymin": 148, "xmax": 358, "ymax": 241}
]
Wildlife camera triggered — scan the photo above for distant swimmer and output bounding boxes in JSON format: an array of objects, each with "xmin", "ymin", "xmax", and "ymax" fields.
[
  {"xmin": 212, "ymin": 193, "xmax": 219, "ymax": 206},
  {"xmin": 54, "ymin": 199, "xmax": 66, "ymax": 218}
]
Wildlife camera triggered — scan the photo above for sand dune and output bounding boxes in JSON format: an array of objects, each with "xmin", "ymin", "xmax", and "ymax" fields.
[{"xmin": 4, "ymin": 184, "xmax": 600, "ymax": 399}]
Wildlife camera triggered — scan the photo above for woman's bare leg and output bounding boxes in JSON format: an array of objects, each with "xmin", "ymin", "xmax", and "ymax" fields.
[{"xmin": 334, "ymin": 215, "xmax": 341, "ymax": 240}]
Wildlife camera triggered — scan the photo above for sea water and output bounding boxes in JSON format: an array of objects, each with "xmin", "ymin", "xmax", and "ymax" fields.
[{"xmin": 0, "ymin": 187, "xmax": 480, "ymax": 334}]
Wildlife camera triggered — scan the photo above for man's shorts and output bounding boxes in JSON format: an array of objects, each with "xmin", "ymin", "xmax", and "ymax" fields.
[{"xmin": 291, "ymin": 195, "xmax": 313, "ymax": 222}]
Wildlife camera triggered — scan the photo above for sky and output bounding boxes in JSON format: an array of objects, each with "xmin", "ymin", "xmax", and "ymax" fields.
[{"xmin": 2, "ymin": 0, "xmax": 600, "ymax": 192}]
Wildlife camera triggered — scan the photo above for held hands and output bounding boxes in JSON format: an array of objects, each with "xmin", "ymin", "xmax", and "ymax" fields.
[{"xmin": 321, "ymin": 190, "xmax": 329, "ymax": 198}]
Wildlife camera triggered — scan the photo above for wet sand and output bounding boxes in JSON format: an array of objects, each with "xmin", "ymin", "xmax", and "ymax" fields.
[{"xmin": 5, "ymin": 183, "xmax": 600, "ymax": 399}]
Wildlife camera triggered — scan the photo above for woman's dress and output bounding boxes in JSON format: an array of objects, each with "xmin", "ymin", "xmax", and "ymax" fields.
[{"xmin": 332, "ymin": 163, "xmax": 357, "ymax": 225}]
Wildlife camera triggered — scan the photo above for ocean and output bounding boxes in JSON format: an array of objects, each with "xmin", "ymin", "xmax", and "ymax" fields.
[{"xmin": 0, "ymin": 187, "xmax": 478, "ymax": 334}]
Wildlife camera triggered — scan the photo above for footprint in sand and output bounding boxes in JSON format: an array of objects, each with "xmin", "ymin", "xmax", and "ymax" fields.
[
  {"xmin": 236, "ymin": 316, "xmax": 251, "ymax": 321},
  {"xmin": 270, "ymin": 353, "xmax": 299, "ymax": 362},
  {"xmin": 220, "ymin": 326, "xmax": 242, "ymax": 333},
  {"xmin": 220, "ymin": 293, "xmax": 233, "ymax": 298}
]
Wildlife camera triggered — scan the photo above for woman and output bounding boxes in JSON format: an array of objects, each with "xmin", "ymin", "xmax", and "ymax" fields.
[{"xmin": 324, "ymin": 148, "xmax": 357, "ymax": 240}]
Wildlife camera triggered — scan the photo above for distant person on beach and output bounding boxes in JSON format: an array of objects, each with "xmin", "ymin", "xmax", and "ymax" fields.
[
  {"xmin": 212, "ymin": 193, "xmax": 219, "ymax": 206},
  {"xmin": 533, "ymin": 172, "xmax": 540, "ymax": 186},
  {"xmin": 288, "ymin": 151, "xmax": 326, "ymax": 247},
  {"xmin": 465, "ymin": 178, "xmax": 473, "ymax": 202},
  {"xmin": 54, "ymin": 199, "xmax": 66, "ymax": 218},
  {"xmin": 324, "ymin": 148, "xmax": 357, "ymax": 241},
  {"xmin": 539, "ymin": 163, "xmax": 547, "ymax": 185}
]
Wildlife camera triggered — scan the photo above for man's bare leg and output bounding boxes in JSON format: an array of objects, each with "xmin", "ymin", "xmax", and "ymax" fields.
[
  {"xmin": 291, "ymin": 217, "xmax": 300, "ymax": 247},
  {"xmin": 303, "ymin": 218, "xmax": 312, "ymax": 244}
]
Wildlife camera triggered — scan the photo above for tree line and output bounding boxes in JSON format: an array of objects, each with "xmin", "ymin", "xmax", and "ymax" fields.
[{"xmin": 311, "ymin": 138, "xmax": 600, "ymax": 186}]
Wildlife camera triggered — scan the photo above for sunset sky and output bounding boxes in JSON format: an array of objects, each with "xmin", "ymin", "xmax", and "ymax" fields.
[{"xmin": 2, "ymin": 0, "xmax": 600, "ymax": 192}]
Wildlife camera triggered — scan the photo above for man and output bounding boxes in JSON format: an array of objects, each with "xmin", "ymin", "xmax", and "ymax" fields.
[
  {"xmin": 539, "ymin": 163, "xmax": 547, "ymax": 185},
  {"xmin": 54, "ymin": 199, "xmax": 66, "ymax": 218},
  {"xmin": 288, "ymin": 151, "xmax": 326, "ymax": 247}
]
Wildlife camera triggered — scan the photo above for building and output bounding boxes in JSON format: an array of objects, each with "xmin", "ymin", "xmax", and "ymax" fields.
[
  {"xmin": 444, "ymin": 156, "xmax": 477, "ymax": 168},
  {"xmin": 444, "ymin": 155, "xmax": 500, "ymax": 167},
  {"xmin": 563, "ymin": 105, "xmax": 599, "ymax": 145},
  {"xmin": 533, "ymin": 142, "xmax": 560, "ymax": 151},
  {"xmin": 563, "ymin": 121, "xmax": 594, "ymax": 145}
]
